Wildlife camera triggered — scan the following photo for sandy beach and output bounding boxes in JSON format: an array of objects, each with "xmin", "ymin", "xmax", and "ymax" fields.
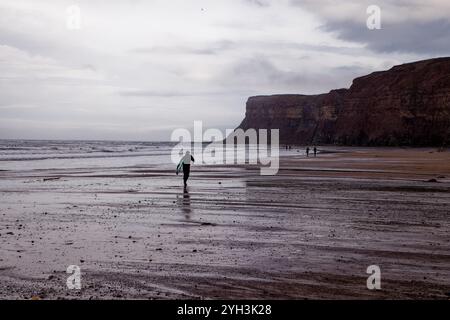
[{"xmin": 1, "ymin": 144, "xmax": 449, "ymax": 299}]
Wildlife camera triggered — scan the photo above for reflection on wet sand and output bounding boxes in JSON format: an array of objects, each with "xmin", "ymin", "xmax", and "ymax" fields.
[{"xmin": 180, "ymin": 187, "xmax": 192, "ymax": 219}]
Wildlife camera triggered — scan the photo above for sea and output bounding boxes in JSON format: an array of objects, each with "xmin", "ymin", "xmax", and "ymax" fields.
[{"xmin": 0, "ymin": 140, "xmax": 287, "ymax": 172}]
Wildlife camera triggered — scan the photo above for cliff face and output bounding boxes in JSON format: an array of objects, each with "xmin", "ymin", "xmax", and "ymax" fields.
[{"xmin": 237, "ymin": 58, "xmax": 450, "ymax": 146}]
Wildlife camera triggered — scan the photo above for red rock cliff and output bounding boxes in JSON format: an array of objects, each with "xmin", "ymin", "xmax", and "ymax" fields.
[{"xmin": 237, "ymin": 57, "xmax": 450, "ymax": 146}]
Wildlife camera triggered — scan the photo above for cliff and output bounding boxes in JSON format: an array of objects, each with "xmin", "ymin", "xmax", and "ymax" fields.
[{"xmin": 236, "ymin": 57, "xmax": 450, "ymax": 146}]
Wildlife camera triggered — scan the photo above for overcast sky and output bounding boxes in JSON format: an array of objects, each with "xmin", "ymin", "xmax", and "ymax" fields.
[{"xmin": 1, "ymin": 0, "xmax": 449, "ymax": 140}]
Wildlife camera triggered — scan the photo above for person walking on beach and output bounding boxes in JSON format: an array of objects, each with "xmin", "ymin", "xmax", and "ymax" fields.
[
  {"xmin": 313, "ymin": 146, "xmax": 317, "ymax": 157},
  {"xmin": 306, "ymin": 147, "xmax": 310, "ymax": 157},
  {"xmin": 177, "ymin": 151, "xmax": 195, "ymax": 187}
]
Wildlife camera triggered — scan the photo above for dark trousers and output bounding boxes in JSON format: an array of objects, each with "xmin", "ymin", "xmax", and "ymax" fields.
[{"xmin": 183, "ymin": 164, "xmax": 190, "ymax": 185}]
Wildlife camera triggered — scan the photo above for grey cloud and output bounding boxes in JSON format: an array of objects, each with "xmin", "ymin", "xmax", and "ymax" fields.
[
  {"xmin": 291, "ymin": 0, "xmax": 450, "ymax": 55},
  {"xmin": 222, "ymin": 56, "xmax": 371, "ymax": 94},
  {"xmin": 119, "ymin": 89, "xmax": 249, "ymax": 97},
  {"xmin": 119, "ymin": 90, "xmax": 209, "ymax": 97},
  {"xmin": 243, "ymin": 0, "xmax": 271, "ymax": 7},
  {"xmin": 81, "ymin": 64, "xmax": 97, "ymax": 72},
  {"xmin": 0, "ymin": 26, "xmax": 102, "ymax": 73},
  {"xmin": 132, "ymin": 40, "xmax": 235, "ymax": 56},
  {"xmin": 321, "ymin": 19, "xmax": 450, "ymax": 55}
]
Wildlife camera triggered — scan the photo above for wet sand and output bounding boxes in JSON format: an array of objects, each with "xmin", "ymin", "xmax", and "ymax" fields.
[{"xmin": 1, "ymin": 147, "xmax": 450, "ymax": 299}]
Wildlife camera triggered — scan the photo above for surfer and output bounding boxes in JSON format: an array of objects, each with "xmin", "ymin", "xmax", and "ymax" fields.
[{"xmin": 177, "ymin": 151, "xmax": 195, "ymax": 187}]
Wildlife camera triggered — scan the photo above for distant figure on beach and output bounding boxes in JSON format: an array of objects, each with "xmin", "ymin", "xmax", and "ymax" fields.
[
  {"xmin": 306, "ymin": 147, "xmax": 310, "ymax": 157},
  {"xmin": 177, "ymin": 151, "xmax": 195, "ymax": 187},
  {"xmin": 313, "ymin": 146, "xmax": 317, "ymax": 157}
]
